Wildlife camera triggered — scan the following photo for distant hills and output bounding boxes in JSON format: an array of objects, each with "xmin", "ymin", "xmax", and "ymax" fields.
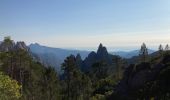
[
  {"xmin": 0, "ymin": 39, "xmax": 156, "ymax": 73},
  {"xmin": 29, "ymin": 43, "xmax": 117, "ymax": 72},
  {"xmin": 0, "ymin": 40, "xmax": 155, "ymax": 72},
  {"xmin": 111, "ymin": 49, "xmax": 155, "ymax": 58},
  {"xmin": 29, "ymin": 43, "xmax": 155, "ymax": 72},
  {"xmin": 29, "ymin": 43, "xmax": 90, "ymax": 71}
]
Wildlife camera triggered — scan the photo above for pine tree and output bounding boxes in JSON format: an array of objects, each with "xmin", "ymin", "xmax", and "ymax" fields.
[
  {"xmin": 40, "ymin": 67, "xmax": 60, "ymax": 100},
  {"xmin": 139, "ymin": 43, "xmax": 148, "ymax": 62},
  {"xmin": 159, "ymin": 44, "xmax": 163, "ymax": 51},
  {"xmin": 91, "ymin": 60, "xmax": 108, "ymax": 81},
  {"xmin": 4, "ymin": 36, "xmax": 12, "ymax": 44},
  {"xmin": 165, "ymin": 44, "xmax": 169, "ymax": 51},
  {"xmin": 62, "ymin": 55, "xmax": 92, "ymax": 100},
  {"xmin": 62, "ymin": 55, "xmax": 81, "ymax": 100},
  {"xmin": 113, "ymin": 56, "xmax": 125, "ymax": 80},
  {"xmin": 158, "ymin": 44, "xmax": 163, "ymax": 56}
]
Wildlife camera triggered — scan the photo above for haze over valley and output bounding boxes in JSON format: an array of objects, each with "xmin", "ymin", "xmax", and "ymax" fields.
[{"xmin": 1, "ymin": 0, "xmax": 170, "ymax": 100}]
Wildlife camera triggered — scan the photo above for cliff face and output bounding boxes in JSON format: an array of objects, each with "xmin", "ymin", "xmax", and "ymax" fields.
[
  {"xmin": 15, "ymin": 42, "xmax": 29, "ymax": 51},
  {"xmin": 0, "ymin": 40, "xmax": 29, "ymax": 52}
]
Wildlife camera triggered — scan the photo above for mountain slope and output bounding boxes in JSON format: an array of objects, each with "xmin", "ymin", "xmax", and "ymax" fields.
[
  {"xmin": 111, "ymin": 51, "xmax": 170, "ymax": 100},
  {"xmin": 29, "ymin": 43, "xmax": 90, "ymax": 71},
  {"xmin": 29, "ymin": 43, "xmax": 155, "ymax": 72}
]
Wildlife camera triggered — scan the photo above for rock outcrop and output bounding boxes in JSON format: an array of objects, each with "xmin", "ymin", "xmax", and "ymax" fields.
[
  {"xmin": 0, "ymin": 40, "xmax": 29, "ymax": 52},
  {"xmin": 15, "ymin": 42, "xmax": 29, "ymax": 51},
  {"xmin": 82, "ymin": 43, "xmax": 116, "ymax": 72}
]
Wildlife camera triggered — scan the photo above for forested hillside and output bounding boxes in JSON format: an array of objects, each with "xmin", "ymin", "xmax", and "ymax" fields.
[
  {"xmin": 0, "ymin": 37, "xmax": 170, "ymax": 100},
  {"xmin": 29, "ymin": 43, "xmax": 90, "ymax": 72},
  {"xmin": 0, "ymin": 37, "xmax": 60, "ymax": 100}
]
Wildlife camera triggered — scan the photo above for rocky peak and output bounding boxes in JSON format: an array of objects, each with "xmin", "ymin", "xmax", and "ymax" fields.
[
  {"xmin": 98, "ymin": 43, "xmax": 103, "ymax": 49},
  {"xmin": 97, "ymin": 43, "xmax": 103, "ymax": 53},
  {"xmin": 30, "ymin": 43, "xmax": 40, "ymax": 47},
  {"xmin": 15, "ymin": 41, "xmax": 29, "ymax": 51},
  {"xmin": 0, "ymin": 39, "xmax": 28, "ymax": 52},
  {"xmin": 0, "ymin": 40, "xmax": 15, "ymax": 52},
  {"xmin": 82, "ymin": 44, "xmax": 114, "ymax": 72},
  {"xmin": 97, "ymin": 43, "xmax": 108, "ymax": 56}
]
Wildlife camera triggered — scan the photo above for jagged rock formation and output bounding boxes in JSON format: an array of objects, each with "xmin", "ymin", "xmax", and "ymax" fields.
[
  {"xmin": 30, "ymin": 43, "xmax": 120, "ymax": 73},
  {"xmin": 0, "ymin": 40, "xmax": 28, "ymax": 52},
  {"xmin": 15, "ymin": 42, "xmax": 29, "ymax": 51},
  {"xmin": 82, "ymin": 43, "xmax": 115, "ymax": 72}
]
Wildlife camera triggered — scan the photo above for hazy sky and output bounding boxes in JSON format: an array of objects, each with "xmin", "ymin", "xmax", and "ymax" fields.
[{"xmin": 0, "ymin": 0, "xmax": 170, "ymax": 51}]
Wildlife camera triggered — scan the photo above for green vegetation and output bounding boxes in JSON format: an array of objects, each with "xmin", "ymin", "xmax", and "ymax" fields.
[
  {"xmin": 0, "ymin": 37, "xmax": 170, "ymax": 100},
  {"xmin": 62, "ymin": 55, "xmax": 92, "ymax": 100},
  {"xmin": 0, "ymin": 72, "xmax": 21, "ymax": 100},
  {"xmin": 0, "ymin": 37, "xmax": 60, "ymax": 100}
]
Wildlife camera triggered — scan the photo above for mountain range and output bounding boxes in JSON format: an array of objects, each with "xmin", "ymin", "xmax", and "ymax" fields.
[
  {"xmin": 0, "ymin": 40, "xmax": 155, "ymax": 72},
  {"xmin": 29, "ymin": 43, "xmax": 90, "ymax": 71},
  {"xmin": 29, "ymin": 43, "xmax": 155, "ymax": 72}
]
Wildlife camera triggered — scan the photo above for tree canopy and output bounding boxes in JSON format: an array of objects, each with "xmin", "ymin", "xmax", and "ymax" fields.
[{"xmin": 0, "ymin": 72, "xmax": 21, "ymax": 100}]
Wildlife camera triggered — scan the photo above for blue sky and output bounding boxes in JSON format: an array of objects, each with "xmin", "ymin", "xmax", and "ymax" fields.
[{"xmin": 0, "ymin": 0, "xmax": 170, "ymax": 51}]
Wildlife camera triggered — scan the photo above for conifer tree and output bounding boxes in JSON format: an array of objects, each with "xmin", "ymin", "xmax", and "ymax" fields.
[
  {"xmin": 40, "ymin": 67, "xmax": 60, "ymax": 100},
  {"xmin": 139, "ymin": 43, "xmax": 148, "ymax": 62},
  {"xmin": 62, "ymin": 55, "xmax": 92, "ymax": 100},
  {"xmin": 158, "ymin": 44, "xmax": 163, "ymax": 56},
  {"xmin": 165, "ymin": 44, "xmax": 169, "ymax": 51}
]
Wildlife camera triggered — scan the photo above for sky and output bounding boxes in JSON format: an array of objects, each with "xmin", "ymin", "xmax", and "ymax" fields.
[{"xmin": 0, "ymin": 0, "xmax": 170, "ymax": 51}]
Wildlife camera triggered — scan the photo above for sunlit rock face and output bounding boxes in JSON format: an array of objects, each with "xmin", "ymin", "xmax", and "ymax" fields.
[
  {"xmin": 0, "ymin": 40, "xmax": 29, "ymax": 52},
  {"xmin": 15, "ymin": 42, "xmax": 29, "ymax": 51}
]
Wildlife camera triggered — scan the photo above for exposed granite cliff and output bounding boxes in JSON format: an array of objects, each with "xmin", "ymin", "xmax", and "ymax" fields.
[{"xmin": 0, "ymin": 39, "xmax": 29, "ymax": 52}]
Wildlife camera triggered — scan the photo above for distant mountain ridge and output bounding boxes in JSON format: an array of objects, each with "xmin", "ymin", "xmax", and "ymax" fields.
[
  {"xmin": 29, "ymin": 43, "xmax": 118, "ymax": 72},
  {"xmin": 112, "ymin": 49, "xmax": 155, "ymax": 58},
  {"xmin": 29, "ymin": 43, "xmax": 90, "ymax": 59},
  {"xmin": 29, "ymin": 43, "xmax": 156, "ymax": 72},
  {"xmin": 29, "ymin": 43, "xmax": 90, "ymax": 71}
]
